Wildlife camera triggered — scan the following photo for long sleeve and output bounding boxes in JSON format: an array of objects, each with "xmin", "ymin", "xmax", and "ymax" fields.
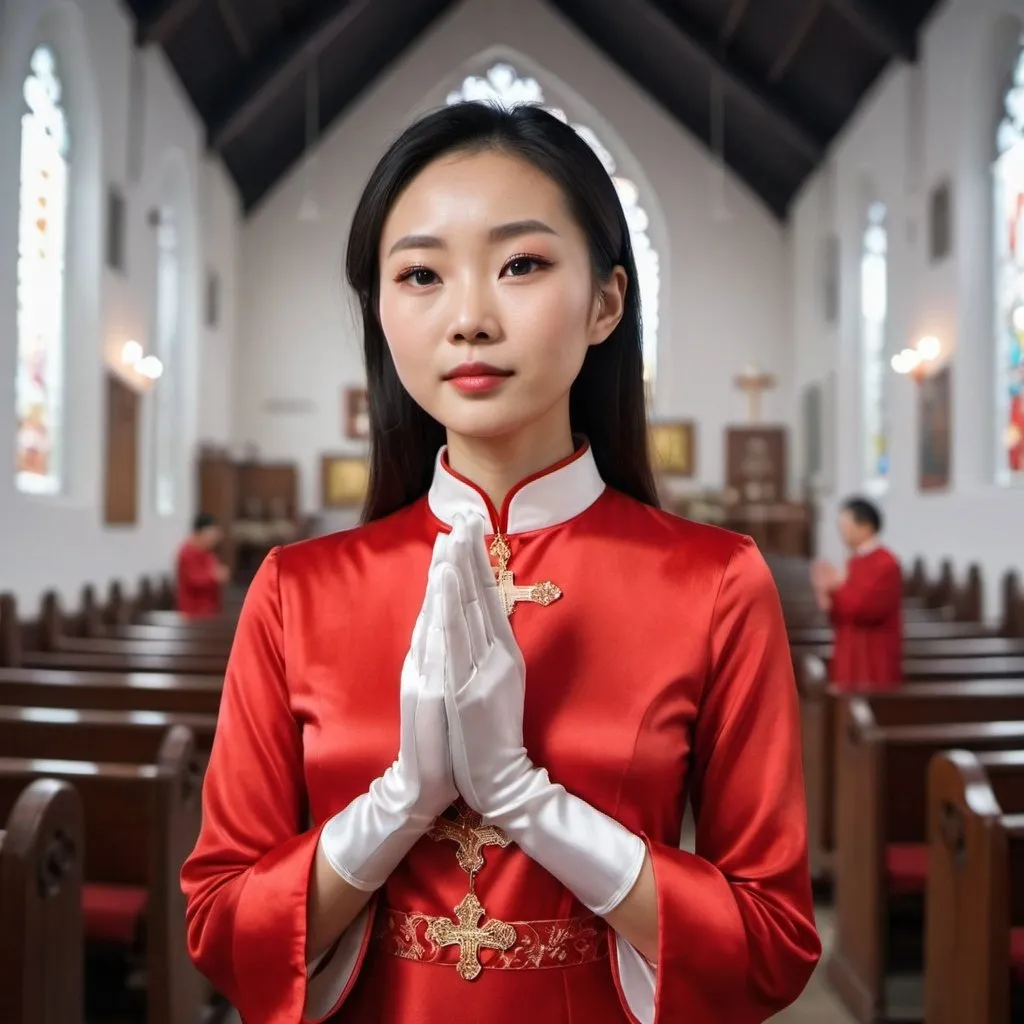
[
  {"xmin": 617, "ymin": 537, "xmax": 820, "ymax": 1023},
  {"xmin": 829, "ymin": 554, "xmax": 902, "ymax": 625},
  {"xmin": 180, "ymin": 548, "xmax": 372, "ymax": 1023}
]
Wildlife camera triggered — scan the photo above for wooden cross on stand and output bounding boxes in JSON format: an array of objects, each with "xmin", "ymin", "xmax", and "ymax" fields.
[
  {"xmin": 733, "ymin": 365, "xmax": 777, "ymax": 423},
  {"xmin": 427, "ymin": 802, "xmax": 512, "ymax": 874},
  {"xmin": 425, "ymin": 891, "xmax": 517, "ymax": 981},
  {"xmin": 489, "ymin": 534, "xmax": 562, "ymax": 617}
]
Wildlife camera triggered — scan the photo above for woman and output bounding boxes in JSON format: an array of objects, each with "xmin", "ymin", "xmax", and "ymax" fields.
[{"xmin": 181, "ymin": 102, "xmax": 821, "ymax": 1023}]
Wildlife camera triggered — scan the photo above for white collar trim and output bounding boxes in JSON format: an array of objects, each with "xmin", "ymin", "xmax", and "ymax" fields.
[{"xmin": 427, "ymin": 443, "xmax": 605, "ymax": 534}]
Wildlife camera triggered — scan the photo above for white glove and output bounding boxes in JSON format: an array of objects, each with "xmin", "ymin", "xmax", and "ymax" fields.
[
  {"xmin": 319, "ymin": 533, "xmax": 457, "ymax": 890},
  {"xmin": 441, "ymin": 514, "xmax": 646, "ymax": 916}
]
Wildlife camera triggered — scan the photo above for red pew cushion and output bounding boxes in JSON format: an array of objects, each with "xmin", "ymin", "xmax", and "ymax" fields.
[
  {"xmin": 1011, "ymin": 927, "xmax": 1024, "ymax": 988},
  {"xmin": 83, "ymin": 884, "xmax": 148, "ymax": 946},
  {"xmin": 885, "ymin": 843, "xmax": 928, "ymax": 895}
]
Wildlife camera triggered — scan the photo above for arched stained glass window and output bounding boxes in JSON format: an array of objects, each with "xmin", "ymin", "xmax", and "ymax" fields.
[
  {"xmin": 15, "ymin": 45, "xmax": 70, "ymax": 495},
  {"xmin": 994, "ymin": 39, "xmax": 1024, "ymax": 484},
  {"xmin": 447, "ymin": 63, "xmax": 661, "ymax": 392},
  {"xmin": 861, "ymin": 200, "xmax": 889, "ymax": 487}
]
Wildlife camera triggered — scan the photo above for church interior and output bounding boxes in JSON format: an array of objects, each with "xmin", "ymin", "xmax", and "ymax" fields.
[{"xmin": 2, "ymin": 0, "xmax": 1024, "ymax": 1021}]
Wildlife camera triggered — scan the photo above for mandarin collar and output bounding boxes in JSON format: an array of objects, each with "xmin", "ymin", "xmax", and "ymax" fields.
[{"xmin": 427, "ymin": 441, "xmax": 605, "ymax": 535}]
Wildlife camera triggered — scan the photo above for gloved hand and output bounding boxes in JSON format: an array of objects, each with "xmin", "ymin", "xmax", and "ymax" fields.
[
  {"xmin": 442, "ymin": 514, "xmax": 646, "ymax": 917},
  {"xmin": 319, "ymin": 533, "xmax": 458, "ymax": 890}
]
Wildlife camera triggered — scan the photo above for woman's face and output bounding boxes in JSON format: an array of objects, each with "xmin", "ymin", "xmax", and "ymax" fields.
[{"xmin": 377, "ymin": 149, "xmax": 626, "ymax": 443}]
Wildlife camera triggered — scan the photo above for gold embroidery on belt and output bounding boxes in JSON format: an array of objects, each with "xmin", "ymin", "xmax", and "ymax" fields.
[
  {"xmin": 489, "ymin": 532, "xmax": 562, "ymax": 617},
  {"xmin": 378, "ymin": 907, "xmax": 608, "ymax": 972}
]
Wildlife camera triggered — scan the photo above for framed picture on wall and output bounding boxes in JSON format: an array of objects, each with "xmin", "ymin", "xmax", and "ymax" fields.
[
  {"xmin": 918, "ymin": 364, "xmax": 952, "ymax": 491},
  {"xmin": 343, "ymin": 387, "xmax": 370, "ymax": 440},
  {"xmin": 648, "ymin": 420, "xmax": 696, "ymax": 477},
  {"xmin": 321, "ymin": 454, "xmax": 369, "ymax": 509}
]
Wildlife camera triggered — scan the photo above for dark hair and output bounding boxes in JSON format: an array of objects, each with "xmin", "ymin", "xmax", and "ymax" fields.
[
  {"xmin": 193, "ymin": 512, "xmax": 217, "ymax": 533},
  {"xmin": 842, "ymin": 496, "xmax": 882, "ymax": 533},
  {"xmin": 345, "ymin": 102, "xmax": 659, "ymax": 523}
]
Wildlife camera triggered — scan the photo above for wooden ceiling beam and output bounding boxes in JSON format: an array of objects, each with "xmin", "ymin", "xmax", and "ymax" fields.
[
  {"xmin": 768, "ymin": 0, "xmax": 825, "ymax": 83},
  {"xmin": 826, "ymin": 0, "xmax": 917, "ymax": 61},
  {"xmin": 208, "ymin": 0, "xmax": 373, "ymax": 153},
  {"xmin": 136, "ymin": 0, "xmax": 205, "ymax": 45},
  {"xmin": 636, "ymin": 0, "xmax": 826, "ymax": 163},
  {"xmin": 720, "ymin": 0, "xmax": 752, "ymax": 45}
]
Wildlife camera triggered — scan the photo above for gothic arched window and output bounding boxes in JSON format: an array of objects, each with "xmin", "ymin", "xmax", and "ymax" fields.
[
  {"xmin": 447, "ymin": 63, "xmax": 661, "ymax": 392},
  {"xmin": 153, "ymin": 207, "xmax": 181, "ymax": 515},
  {"xmin": 994, "ymin": 40, "xmax": 1024, "ymax": 483},
  {"xmin": 15, "ymin": 45, "xmax": 70, "ymax": 495},
  {"xmin": 860, "ymin": 200, "xmax": 889, "ymax": 487}
]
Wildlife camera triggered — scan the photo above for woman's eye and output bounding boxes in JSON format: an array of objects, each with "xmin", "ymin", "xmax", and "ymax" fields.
[
  {"xmin": 504, "ymin": 256, "xmax": 547, "ymax": 277},
  {"xmin": 399, "ymin": 267, "xmax": 438, "ymax": 287}
]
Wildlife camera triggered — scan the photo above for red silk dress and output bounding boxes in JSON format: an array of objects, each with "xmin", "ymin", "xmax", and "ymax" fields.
[
  {"xmin": 828, "ymin": 546, "xmax": 903, "ymax": 691},
  {"xmin": 180, "ymin": 443, "xmax": 821, "ymax": 1023},
  {"xmin": 175, "ymin": 542, "xmax": 222, "ymax": 618}
]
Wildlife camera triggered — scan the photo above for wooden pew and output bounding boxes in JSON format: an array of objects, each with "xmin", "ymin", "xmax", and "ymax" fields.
[
  {"xmin": 38, "ymin": 593, "xmax": 232, "ymax": 658},
  {"xmin": 0, "ymin": 778, "xmax": 84, "ymax": 1024},
  {"xmin": 788, "ymin": 619, "xmax": 993, "ymax": 646},
  {"xmin": 0, "ymin": 726, "xmax": 206, "ymax": 1024},
  {"xmin": 798, "ymin": 650, "xmax": 1024, "ymax": 886},
  {"xmin": 0, "ymin": 706, "xmax": 218, "ymax": 760},
  {"xmin": 0, "ymin": 595, "xmax": 229, "ymax": 675},
  {"xmin": 924, "ymin": 748, "xmax": 1024, "ymax": 1024},
  {"xmin": 794, "ymin": 636, "xmax": 1024, "ymax": 663},
  {"xmin": 0, "ymin": 669, "xmax": 222, "ymax": 716},
  {"xmin": 826, "ymin": 699, "xmax": 1024, "ymax": 1023}
]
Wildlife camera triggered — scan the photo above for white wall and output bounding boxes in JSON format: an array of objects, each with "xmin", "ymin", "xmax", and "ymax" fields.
[
  {"xmin": 0, "ymin": 0, "xmax": 241, "ymax": 610},
  {"xmin": 790, "ymin": 0, "xmax": 1024, "ymax": 620},
  {"xmin": 237, "ymin": 0, "xmax": 794, "ymax": 513}
]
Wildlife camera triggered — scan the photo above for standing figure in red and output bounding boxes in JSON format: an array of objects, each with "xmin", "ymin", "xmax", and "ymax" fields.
[
  {"xmin": 175, "ymin": 513, "xmax": 229, "ymax": 618},
  {"xmin": 812, "ymin": 497, "xmax": 903, "ymax": 690},
  {"xmin": 180, "ymin": 104, "xmax": 821, "ymax": 1023}
]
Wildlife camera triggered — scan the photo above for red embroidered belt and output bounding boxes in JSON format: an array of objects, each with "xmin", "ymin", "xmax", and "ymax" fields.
[{"xmin": 376, "ymin": 893, "xmax": 608, "ymax": 980}]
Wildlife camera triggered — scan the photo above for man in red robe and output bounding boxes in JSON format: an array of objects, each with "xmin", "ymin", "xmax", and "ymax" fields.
[
  {"xmin": 175, "ymin": 513, "xmax": 229, "ymax": 618},
  {"xmin": 811, "ymin": 497, "xmax": 903, "ymax": 690}
]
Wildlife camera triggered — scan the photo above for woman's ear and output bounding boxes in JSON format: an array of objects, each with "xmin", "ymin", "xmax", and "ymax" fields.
[{"xmin": 589, "ymin": 266, "xmax": 628, "ymax": 345}]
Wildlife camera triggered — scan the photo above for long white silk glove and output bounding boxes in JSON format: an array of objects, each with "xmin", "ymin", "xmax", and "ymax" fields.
[
  {"xmin": 441, "ymin": 514, "xmax": 646, "ymax": 917},
  {"xmin": 319, "ymin": 533, "xmax": 457, "ymax": 890}
]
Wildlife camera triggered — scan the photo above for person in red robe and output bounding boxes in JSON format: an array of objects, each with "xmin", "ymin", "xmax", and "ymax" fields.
[
  {"xmin": 811, "ymin": 497, "xmax": 903, "ymax": 690},
  {"xmin": 180, "ymin": 104, "xmax": 821, "ymax": 1023},
  {"xmin": 175, "ymin": 513, "xmax": 229, "ymax": 618}
]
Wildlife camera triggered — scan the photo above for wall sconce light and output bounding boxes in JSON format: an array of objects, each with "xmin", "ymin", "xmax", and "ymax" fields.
[
  {"xmin": 121, "ymin": 339, "xmax": 164, "ymax": 382},
  {"xmin": 891, "ymin": 335, "xmax": 940, "ymax": 382}
]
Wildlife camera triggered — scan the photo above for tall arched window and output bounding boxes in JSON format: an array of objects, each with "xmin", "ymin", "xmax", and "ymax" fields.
[
  {"xmin": 153, "ymin": 206, "xmax": 180, "ymax": 515},
  {"xmin": 994, "ymin": 40, "xmax": 1024, "ymax": 484},
  {"xmin": 861, "ymin": 200, "xmax": 889, "ymax": 488},
  {"xmin": 15, "ymin": 45, "xmax": 70, "ymax": 495},
  {"xmin": 446, "ymin": 63, "xmax": 661, "ymax": 392}
]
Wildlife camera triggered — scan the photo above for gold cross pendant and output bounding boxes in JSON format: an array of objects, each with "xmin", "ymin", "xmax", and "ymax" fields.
[
  {"xmin": 427, "ymin": 801, "xmax": 512, "ymax": 874},
  {"xmin": 488, "ymin": 533, "xmax": 562, "ymax": 617},
  {"xmin": 424, "ymin": 890, "xmax": 517, "ymax": 981}
]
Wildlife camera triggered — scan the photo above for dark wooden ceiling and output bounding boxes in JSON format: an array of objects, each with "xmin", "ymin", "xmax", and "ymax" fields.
[{"xmin": 122, "ymin": 0, "xmax": 943, "ymax": 219}]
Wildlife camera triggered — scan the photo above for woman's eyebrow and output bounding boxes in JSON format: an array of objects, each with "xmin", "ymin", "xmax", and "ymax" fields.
[{"xmin": 387, "ymin": 219, "xmax": 558, "ymax": 257}]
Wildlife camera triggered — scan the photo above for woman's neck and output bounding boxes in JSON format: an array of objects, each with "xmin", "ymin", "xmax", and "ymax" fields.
[{"xmin": 445, "ymin": 416, "xmax": 576, "ymax": 513}]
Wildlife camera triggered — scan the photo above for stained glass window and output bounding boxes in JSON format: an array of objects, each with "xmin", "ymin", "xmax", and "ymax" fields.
[
  {"xmin": 15, "ymin": 46, "xmax": 69, "ymax": 495},
  {"xmin": 153, "ymin": 209, "xmax": 180, "ymax": 515},
  {"xmin": 447, "ymin": 63, "xmax": 661, "ymax": 393},
  {"xmin": 994, "ymin": 39, "xmax": 1024, "ymax": 483},
  {"xmin": 861, "ymin": 201, "xmax": 889, "ymax": 487}
]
